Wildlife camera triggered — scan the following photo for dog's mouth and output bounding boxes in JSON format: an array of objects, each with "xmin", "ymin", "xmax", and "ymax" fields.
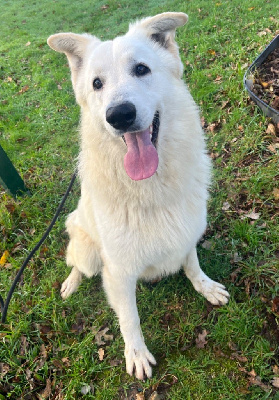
[{"xmin": 122, "ymin": 112, "xmax": 160, "ymax": 181}]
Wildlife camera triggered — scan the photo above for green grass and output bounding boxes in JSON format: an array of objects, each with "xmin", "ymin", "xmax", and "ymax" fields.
[{"xmin": 0, "ymin": 0, "xmax": 279, "ymax": 399}]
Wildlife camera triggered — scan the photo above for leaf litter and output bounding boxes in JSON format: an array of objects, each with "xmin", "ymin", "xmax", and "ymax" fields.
[{"xmin": 250, "ymin": 47, "xmax": 279, "ymax": 113}]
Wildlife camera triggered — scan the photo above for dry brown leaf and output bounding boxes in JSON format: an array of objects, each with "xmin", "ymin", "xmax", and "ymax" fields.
[
  {"xmin": 0, "ymin": 363, "xmax": 10, "ymax": 379},
  {"xmin": 271, "ymin": 296, "xmax": 279, "ymax": 315},
  {"xmin": 18, "ymin": 85, "xmax": 29, "ymax": 94},
  {"xmin": 98, "ymin": 348, "xmax": 105, "ymax": 361},
  {"xmin": 196, "ymin": 329, "xmax": 208, "ymax": 349},
  {"xmin": 273, "ymin": 188, "xmax": 279, "ymax": 200},
  {"xmin": 38, "ymin": 378, "xmax": 52, "ymax": 399},
  {"xmin": 271, "ymin": 377, "xmax": 279, "ymax": 388},
  {"xmin": 109, "ymin": 358, "xmax": 123, "ymax": 366},
  {"xmin": 268, "ymin": 143, "xmax": 279, "ymax": 153},
  {"xmin": 247, "ymin": 369, "xmax": 270, "ymax": 391},
  {"xmin": 222, "ymin": 201, "xmax": 231, "ymax": 211},
  {"xmin": 95, "ymin": 327, "xmax": 113, "ymax": 345},
  {"xmin": 136, "ymin": 393, "xmax": 144, "ymax": 400},
  {"xmin": 20, "ymin": 335, "xmax": 28, "ymax": 356},
  {"xmin": 148, "ymin": 391, "xmax": 163, "ymax": 400},
  {"xmin": 5, "ymin": 203, "xmax": 16, "ymax": 213},
  {"xmin": 61, "ymin": 357, "xmax": 71, "ymax": 367},
  {"xmin": 241, "ymin": 211, "xmax": 260, "ymax": 220},
  {"xmin": 231, "ymin": 352, "xmax": 248, "ymax": 363},
  {"xmin": 266, "ymin": 123, "xmax": 276, "ymax": 135}
]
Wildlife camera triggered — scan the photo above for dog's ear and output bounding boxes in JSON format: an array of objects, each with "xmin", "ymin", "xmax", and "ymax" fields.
[
  {"xmin": 47, "ymin": 33, "xmax": 100, "ymax": 85},
  {"xmin": 129, "ymin": 12, "xmax": 188, "ymax": 53}
]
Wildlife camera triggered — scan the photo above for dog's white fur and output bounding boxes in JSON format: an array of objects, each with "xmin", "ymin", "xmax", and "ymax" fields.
[{"xmin": 48, "ymin": 12, "xmax": 229, "ymax": 380}]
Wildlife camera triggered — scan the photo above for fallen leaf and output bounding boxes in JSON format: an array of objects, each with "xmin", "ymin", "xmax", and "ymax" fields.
[
  {"xmin": 259, "ymin": 79, "xmax": 269, "ymax": 88},
  {"xmin": 35, "ymin": 344, "xmax": 48, "ymax": 372},
  {"xmin": 201, "ymin": 240, "xmax": 213, "ymax": 250},
  {"xmin": 0, "ymin": 250, "xmax": 9, "ymax": 266},
  {"xmin": 222, "ymin": 201, "xmax": 231, "ymax": 211},
  {"xmin": 273, "ymin": 188, "xmax": 279, "ymax": 200},
  {"xmin": 268, "ymin": 143, "xmax": 279, "ymax": 153},
  {"xmin": 136, "ymin": 393, "xmax": 144, "ymax": 400},
  {"xmin": 17, "ymin": 85, "xmax": 29, "ymax": 95},
  {"xmin": 0, "ymin": 363, "xmax": 10, "ymax": 379},
  {"xmin": 101, "ymin": 4, "xmax": 109, "ymax": 10},
  {"xmin": 61, "ymin": 357, "xmax": 71, "ymax": 367},
  {"xmin": 20, "ymin": 335, "xmax": 28, "ymax": 356},
  {"xmin": 232, "ymin": 252, "xmax": 242, "ymax": 263},
  {"xmin": 95, "ymin": 327, "xmax": 113, "ymax": 345},
  {"xmin": 241, "ymin": 211, "xmax": 260, "ymax": 220},
  {"xmin": 80, "ymin": 385, "xmax": 91, "ymax": 395},
  {"xmin": 231, "ymin": 352, "xmax": 248, "ymax": 363},
  {"xmin": 109, "ymin": 358, "xmax": 123, "ymax": 366},
  {"xmin": 5, "ymin": 203, "xmax": 16, "ymax": 213},
  {"xmin": 271, "ymin": 297, "xmax": 279, "ymax": 315},
  {"xmin": 208, "ymin": 49, "xmax": 216, "ymax": 56},
  {"xmin": 196, "ymin": 329, "xmax": 208, "ymax": 349},
  {"xmin": 148, "ymin": 391, "xmax": 163, "ymax": 400},
  {"xmin": 247, "ymin": 369, "xmax": 270, "ymax": 391},
  {"xmin": 38, "ymin": 378, "xmax": 52, "ymax": 399},
  {"xmin": 266, "ymin": 123, "xmax": 276, "ymax": 135},
  {"xmin": 25, "ymin": 41, "xmax": 31, "ymax": 46},
  {"xmin": 271, "ymin": 377, "xmax": 279, "ymax": 388},
  {"xmin": 98, "ymin": 347, "xmax": 105, "ymax": 361}
]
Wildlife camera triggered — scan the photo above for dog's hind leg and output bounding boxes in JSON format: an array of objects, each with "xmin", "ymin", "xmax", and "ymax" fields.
[
  {"xmin": 183, "ymin": 247, "xmax": 230, "ymax": 305},
  {"xmin": 61, "ymin": 211, "xmax": 102, "ymax": 299}
]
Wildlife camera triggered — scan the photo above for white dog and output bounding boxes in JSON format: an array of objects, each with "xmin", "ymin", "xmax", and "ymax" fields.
[{"xmin": 48, "ymin": 12, "xmax": 229, "ymax": 380}]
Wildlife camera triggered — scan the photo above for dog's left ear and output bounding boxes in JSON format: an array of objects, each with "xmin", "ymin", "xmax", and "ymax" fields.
[{"xmin": 129, "ymin": 12, "xmax": 188, "ymax": 53}]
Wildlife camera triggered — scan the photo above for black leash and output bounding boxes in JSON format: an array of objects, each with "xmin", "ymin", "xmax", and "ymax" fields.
[{"xmin": 0, "ymin": 171, "xmax": 77, "ymax": 324}]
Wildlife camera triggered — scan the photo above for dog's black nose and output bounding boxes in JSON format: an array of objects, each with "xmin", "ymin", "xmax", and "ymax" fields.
[{"xmin": 106, "ymin": 102, "xmax": 136, "ymax": 131}]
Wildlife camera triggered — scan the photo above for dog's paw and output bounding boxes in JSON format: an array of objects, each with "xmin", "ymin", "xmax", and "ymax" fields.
[
  {"xmin": 125, "ymin": 345, "xmax": 156, "ymax": 380},
  {"xmin": 60, "ymin": 269, "xmax": 82, "ymax": 299},
  {"xmin": 192, "ymin": 271, "xmax": 230, "ymax": 306}
]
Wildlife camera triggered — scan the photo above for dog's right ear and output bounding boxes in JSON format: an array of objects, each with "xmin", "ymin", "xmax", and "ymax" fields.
[{"xmin": 47, "ymin": 33, "xmax": 100, "ymax": 86}]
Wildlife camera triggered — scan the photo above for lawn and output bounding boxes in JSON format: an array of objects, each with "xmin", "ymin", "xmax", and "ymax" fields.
[{"xmin": 0, "ymin": 0, "xmax": 278, "ymax": 399}]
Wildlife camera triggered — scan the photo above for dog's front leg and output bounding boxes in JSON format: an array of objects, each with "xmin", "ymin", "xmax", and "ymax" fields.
[{"xmin": 102, "ymin": 265, "xmax": 156, "ymax": 380}]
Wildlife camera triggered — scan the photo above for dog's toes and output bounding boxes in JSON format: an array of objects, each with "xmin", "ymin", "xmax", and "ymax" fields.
[
  {"xmin": 206, "ymin": 284, "xmax": 230, "ymax": 306},
  {"xmin": 60, "ymin": 271, "xmax": 82, "ymax": 299},
  {"xmin": 192, "ymin": 272, "xmax": 230, "ymax": 306},
  {"xmin": 125, "ymin": 346, "xmax": 156, "ymax": 380}
]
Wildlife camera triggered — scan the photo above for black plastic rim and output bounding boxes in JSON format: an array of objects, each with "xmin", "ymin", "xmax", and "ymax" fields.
[{"xmin": 243, "ymin": 34, "xmax": 279, "ymax": 124}]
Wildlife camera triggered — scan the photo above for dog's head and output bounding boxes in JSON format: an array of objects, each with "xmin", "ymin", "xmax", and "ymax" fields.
[{"xmin": 48, "ymin": 12, "xmax": 188, "ymax": 180}]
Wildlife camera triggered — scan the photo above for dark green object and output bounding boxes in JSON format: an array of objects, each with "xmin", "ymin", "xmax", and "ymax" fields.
[{"xmin": 0, "ymin": 144, "xmax": 30, "ymax": 197}]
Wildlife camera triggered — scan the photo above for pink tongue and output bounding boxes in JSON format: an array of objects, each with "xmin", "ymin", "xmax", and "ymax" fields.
[{"xmin": 123, "ymin": 129, "xmax": 158, "ymax": 180}]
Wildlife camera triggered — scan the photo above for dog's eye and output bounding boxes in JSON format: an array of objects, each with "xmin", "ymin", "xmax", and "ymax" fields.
[
  {"xmin": 134, "ymin": 63, "xmax": 151, "ymax": 77},
  {"xmin": 93, "ymin": 78, "xmax": 103, "ymax": 90}
]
